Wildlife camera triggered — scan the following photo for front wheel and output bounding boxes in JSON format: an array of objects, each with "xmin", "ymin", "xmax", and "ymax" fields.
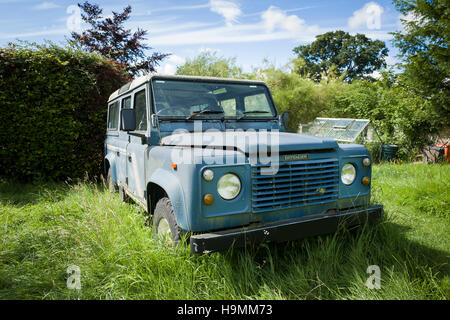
[{"xmin": 153, "ymin": 197, "xmax": 185, "ymax": 245}]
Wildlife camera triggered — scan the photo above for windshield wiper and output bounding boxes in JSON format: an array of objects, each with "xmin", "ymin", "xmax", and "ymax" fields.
[
  {"xmin": 187, "ymin": 108, "xmax": 224, "ymax": 120},
  {"xmin": 238, "ymin": 110, "xmax": 271, "ymax": 120}
]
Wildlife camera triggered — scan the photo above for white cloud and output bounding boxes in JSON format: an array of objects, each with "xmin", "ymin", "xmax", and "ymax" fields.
[
  {"xmin": 199, "ymin": 47, "xmax": 221, "ymax": 54},
  {"xmin": 133, "ymin": 21, "xmax": 220, "ymax": 36},
  {"xmin": 147, "ymin": 4, "xmax": 322, "ymax": 46},
  {"xmin": 243, "ymin": 5, "xmax": 319, "ymax": 18},
  {"xmin": 159, "ymin": 64, "xmax": 177, "ymax": 75},
  {"xmin": 0, "ymin": 27, "xmax": 68, "ymax": 39},
  {"xmin": 148, "ymin": 22, "xmax": 321, "ymax": 46},
  {"xmin": 144, "ymin": 3, "xmax": 210, "ymax": 15},
  {"xmin": 156, "ymin": 55, "xmax": 186, "ymax": 75},
  {"xmin": 348, "ymin": 2, "xmax": 384, "ymax": 30},
  {"xmin": 168, "ymin": 54, "xmax": 186, "ymax": 65},
  {"xmin": 261, "ymin": 6, "xmax": 318, "ymax": 39},
  {"xmin": 33, "ymin": 2, "xmax": 60, "ymax": 10},
  {"xmin": 209, "ymin": 0, "xmax": 242, "ymax": 26}
]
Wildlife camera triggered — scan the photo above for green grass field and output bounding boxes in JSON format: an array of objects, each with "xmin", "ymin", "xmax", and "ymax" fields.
[{"xmin": 0, "ymin": 163, "xmax": 448, "ymax": 299}]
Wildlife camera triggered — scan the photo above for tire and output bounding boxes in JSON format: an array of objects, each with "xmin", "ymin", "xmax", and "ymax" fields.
[
  {"xmin": 106, "ymin": 167, "xmax": 117, "ymax": 193},
  {"xmin": 153, "ymin": 197, "xmax": 186, "ymax": 245}
]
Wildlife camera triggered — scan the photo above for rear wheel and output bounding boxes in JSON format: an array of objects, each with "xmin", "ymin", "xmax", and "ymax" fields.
[{"xmin": 153, "ymin": 197, "xmax": 185, "ymax": 245}]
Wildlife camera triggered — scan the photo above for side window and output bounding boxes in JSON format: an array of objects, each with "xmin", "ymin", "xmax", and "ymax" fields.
[
  {"xmin": 134, "ymin": 90, "xmax": 147, "ymax": 131},
  {"xmin": 244, "ymin": 93, "xmax": 271, "ymax": 114},
  {"xmin": 122, "ymin": 96, "xmax": 132, "ymax": 109},
  {"xmin": 107, "ymin": 101, "xmax": 119, "ymax": 130}
]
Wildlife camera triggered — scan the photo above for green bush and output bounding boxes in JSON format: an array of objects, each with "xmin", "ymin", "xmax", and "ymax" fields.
[
  {"xmin": 255, "ymin": 66, "xmax": 434, "ymax": 161},
  {"xmin": 327, "ymin": 73, "xmax": 435, "ymax": 161},
  {"xmin": 0, "ymin": 42, "xmax": 130, "ymax": 181}
]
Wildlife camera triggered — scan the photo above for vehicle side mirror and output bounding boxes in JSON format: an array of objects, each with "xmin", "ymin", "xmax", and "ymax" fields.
[
  {"xmin": 121, "ymin": 108, "xmax": 136, "ymax": 131},
  {"xmin": 280, "ymin": 111, "xmax": 289, "ymax": 129}
]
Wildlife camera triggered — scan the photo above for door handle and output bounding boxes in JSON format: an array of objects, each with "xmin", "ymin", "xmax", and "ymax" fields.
[{"xmin": 128, "ymin": 155, "xmax": 132, "ymax": 162}]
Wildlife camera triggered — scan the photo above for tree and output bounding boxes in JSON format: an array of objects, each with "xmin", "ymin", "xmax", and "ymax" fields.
[
  {"xmin": 391, "ymin": 0, "xmax": 449, "ymax": 131},
  {"xmin": 70, "ymin": 1, "xmax": 169, "ymax": 77},
  {"xmin": 293, "ymin": 31, "xmax": 388, "ymax": 82},
  {"xmin": 0, "ymin": 42, "xmax": 130, "ymax": 180},
  {"xmin": 176, "ymin": 51, "xmax": 243, "ymax": 78}
]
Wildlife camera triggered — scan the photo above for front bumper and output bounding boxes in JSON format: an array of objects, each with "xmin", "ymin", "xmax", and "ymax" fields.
[{"xmin": 190, "ymin": 205, "xmax": 383, "ymax": 254}]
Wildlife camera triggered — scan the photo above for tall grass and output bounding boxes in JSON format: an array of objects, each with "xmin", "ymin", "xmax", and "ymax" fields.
[{"xmin": 0, "ymin": 163, "xmax": 448, "ymax": 299}]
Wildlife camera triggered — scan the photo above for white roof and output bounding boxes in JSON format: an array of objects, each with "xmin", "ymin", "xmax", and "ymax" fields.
[{"xmin": 108, "ymin": 74, "xmax": 151, "ymax": 101}]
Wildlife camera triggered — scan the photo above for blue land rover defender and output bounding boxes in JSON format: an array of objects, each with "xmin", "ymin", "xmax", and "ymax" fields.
[{"xmin": 104, "ymin": 75, "xmax": 382, "ymax": 254}]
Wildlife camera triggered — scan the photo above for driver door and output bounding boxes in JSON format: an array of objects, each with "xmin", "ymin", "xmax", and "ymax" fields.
[{"xmin": 125, "ymin": 88, "xmax": 149, "ymax": 202}]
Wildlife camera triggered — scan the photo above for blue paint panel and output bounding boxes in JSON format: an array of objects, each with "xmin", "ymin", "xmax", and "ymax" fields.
[
  {"xmin": 199, "ymin": 164, "xmax": 251, "ymax": 219},
  {"xmin": 338, "ymin": 144, "xmax": 372, "ymax": 200}
]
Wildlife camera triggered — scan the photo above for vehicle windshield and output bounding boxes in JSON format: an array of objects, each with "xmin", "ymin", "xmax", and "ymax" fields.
[{"xmin": 152, "ymin": 79, "xmax": 277, "ymax": 119}]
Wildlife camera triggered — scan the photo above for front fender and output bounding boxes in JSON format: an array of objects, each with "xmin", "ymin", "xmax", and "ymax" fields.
[
  {"xmin": 148, "ymin": 168, "xmax": 190, "ymax": 231},
  {"xmin": 105, "ymin": 152, "xmax": 118, "ymax": 183}
]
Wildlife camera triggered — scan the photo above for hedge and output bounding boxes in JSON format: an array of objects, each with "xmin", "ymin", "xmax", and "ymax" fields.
[{"xmin": 0, "ymin": 43, "xmax": 130, "ymax": 181}]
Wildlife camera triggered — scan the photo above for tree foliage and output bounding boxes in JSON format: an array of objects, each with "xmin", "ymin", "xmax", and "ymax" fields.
[
  {"xmin": 293, "ymin": 31, "xmax": 389, "ymax": 82},
  {"xmin": 327, "ymin": 72, "xmax": 435, "ymax": 159},
  {"xmin": 70, "ymin": 1, "xmax": 169, "ymax": 77},
  {"xmin": 248, "ymin": 61, "xmax": 434, "ymax": 160},
  {"xmin": 391, "ymin": 0, "xmax": 449, "ymax": 132},
  {"xmin": 0, "ymin": 42, "xmax": 130, "ymax": 181},
  {"xmin": 176, "ymin": 51, "xmax": 243, "ymax": 78}
]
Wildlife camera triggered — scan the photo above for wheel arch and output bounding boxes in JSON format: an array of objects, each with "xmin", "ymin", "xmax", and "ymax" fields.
[
  {"xmin": 147, "ymin": 169, "xmax": 190, "ymax": 231},
  {"xmin": 104, "ymin": 152, "xmax": 117, "ymax": 180},
  {"xmin": 104, "ymin": 158, "xmax": 110, "ymax": 177},
  {"xmin": 146, "ymin": 182, "xmax": 166, "ymax": 215}
]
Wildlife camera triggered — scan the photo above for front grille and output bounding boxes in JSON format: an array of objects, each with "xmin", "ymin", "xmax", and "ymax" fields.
[{"xmin": 251, "ymin": 158, "xmax": 339, "ymax": 213}]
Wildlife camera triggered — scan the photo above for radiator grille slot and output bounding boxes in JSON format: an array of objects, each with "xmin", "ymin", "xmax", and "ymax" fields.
[{"xmin": 251, "ymin": 158, "xmax": 339, "ymax": 213}]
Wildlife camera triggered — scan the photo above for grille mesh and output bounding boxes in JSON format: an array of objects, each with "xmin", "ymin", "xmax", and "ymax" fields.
[{"xmin": 251, "ymin": 158, "xmax": 339, "ymax": 213}]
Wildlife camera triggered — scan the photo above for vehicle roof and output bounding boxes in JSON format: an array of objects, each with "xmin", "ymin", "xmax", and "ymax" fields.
[{"xmin": 107, "ymin": 74, "xmax": 269, "ymax": 102}]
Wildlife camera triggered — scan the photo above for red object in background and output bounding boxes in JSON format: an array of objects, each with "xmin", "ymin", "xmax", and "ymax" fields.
[{"xmin": 435, "ymin": 143, "xmax": 450, "ymax": 163}]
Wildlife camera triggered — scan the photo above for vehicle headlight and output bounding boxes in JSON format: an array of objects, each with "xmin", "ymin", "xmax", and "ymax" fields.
[
  {"xmin": 217, "ymin": 173, "xmax": 241, "ymax": 200},
  {"xmin": 341, "ymin": 163, "xmax": 356, "ymax": 185}
]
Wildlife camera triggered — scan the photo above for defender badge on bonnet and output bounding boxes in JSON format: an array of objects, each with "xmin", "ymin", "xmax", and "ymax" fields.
[{"xmin": 283, "ymin": 154, "xmax": 309, "ymax": 161}]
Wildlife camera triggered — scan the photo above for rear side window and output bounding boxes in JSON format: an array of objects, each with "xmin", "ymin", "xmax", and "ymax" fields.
[
  {"xmin": 122, "ymin": 96, "xmax": 132, "ymax": 109},
  {"xmin": 134, "ymin": 90, "xmax": 147, "ymax": 131},
  {"xmin": 107, "ymin": 101, "xmax": 119, "ymax": 130}
]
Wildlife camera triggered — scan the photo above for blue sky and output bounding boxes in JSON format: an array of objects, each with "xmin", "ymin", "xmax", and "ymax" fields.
[{"xmin": 0, "ymin": 0, "xmax": 404, "ymax": 75}]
